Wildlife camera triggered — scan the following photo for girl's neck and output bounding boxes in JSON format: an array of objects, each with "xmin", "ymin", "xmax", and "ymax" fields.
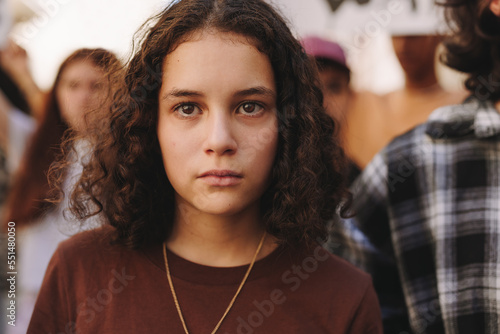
[{"xmin": 166, "ymin": 202, "xmax": 277, "ymax": 267}]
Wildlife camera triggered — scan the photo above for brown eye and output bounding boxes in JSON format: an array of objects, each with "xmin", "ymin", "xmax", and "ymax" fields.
[
  {"xmin": 175, "ymin": 104, "xmax": 200, "ymax": 117},
  {"xmin": 242, "ymin": 103, "xmax": 255, "ymax": 113},
  {"xmin": 238, "ymin": 102, "xmax": 263, "ymax": 116},
  {"xmin": 181, "ymin": 105, "xmax": 195, "ymax": 114}
]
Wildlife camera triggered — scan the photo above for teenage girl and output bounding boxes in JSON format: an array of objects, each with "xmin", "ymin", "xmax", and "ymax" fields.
[{"xmin": 28, "ymin": 1, "xmax": 382, "ymax": 333}]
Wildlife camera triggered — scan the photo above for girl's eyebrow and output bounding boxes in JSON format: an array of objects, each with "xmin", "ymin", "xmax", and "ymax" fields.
[
  {"xmin": 162, "ymin": 89, "xmax": 203, "ymax": 101},
  {"xmin": 162, "ymin": 86, "xmax": 276, "ymax": 101},
  {"xmin": 234, "ymin": 86, "xmax": 276, "ymax": 99}
]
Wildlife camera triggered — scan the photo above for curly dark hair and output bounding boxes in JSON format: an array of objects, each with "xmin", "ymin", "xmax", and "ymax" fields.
[
  {"xmin": 440, "ymin": 0, "xmax": 500, "ymax": 101},
  {"xmin": 71, "ymin": 0, "xmax": 350, "ymax": 249}
]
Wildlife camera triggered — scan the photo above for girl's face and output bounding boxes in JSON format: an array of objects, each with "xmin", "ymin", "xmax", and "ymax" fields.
[
  {"xmin": 157, "ymin": 31, "xmax": 278, "ymax": 219},
  {"xmin": 56, "ymin": 60, "xmax": 107, "ymax": 132}
]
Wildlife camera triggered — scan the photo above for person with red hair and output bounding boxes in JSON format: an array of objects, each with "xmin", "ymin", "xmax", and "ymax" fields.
[{"xmin": 3, "ymin": 47, "xmax": 120, "ymax": 334}]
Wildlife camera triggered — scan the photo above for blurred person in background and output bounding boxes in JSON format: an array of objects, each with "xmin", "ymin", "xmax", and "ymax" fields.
[
  {"xmin": 326, "ymin": 0, "xmax": 500, "ymax": 332},
  {"xmin": 0, "ymin": 4, "xmax": 40, "ymax": 331},
  {"xmin": 301, "ymin": 35, "xmax": 384, "ymax": 183},
  {"xmin": 341, "ymin": 0, "xmax": 467, "ymax": 173},
  {"xmin": 301, "ymin": 34, "xmax": 463, "ymax": 184},
  {"xmin": 0, "ymin": 2, "xmax": 41, "ymax": 215},
  {"xmin": 303, "ymin": 36, "xmax": 411, "ymax": 333},
  {"xmin": 0, "ymin": 41, "xmax": 44, "ymax": 189},
  {"xmin": 387, "ymin": 34, "xmax": 463, "ymax": 116},
  {"xmin": 341, "ymin": 32, "xmax": 466, "ymax": 173},
  {"xmin": 381, "ymin": 33, "xmax": 466, "ymax": 141},
  {"xmin": 2, "ymin": 48, "xmax": 120, "ymax": 334},
  {"xmin": 301, "ymin": 36, "xmax": 352, "ymax": 125},
  {"xmin": 0, "ymin": 16, "xmax": 46, "ymax": 181},
  {"xmin": 315, "ymin": 1, "xmax": 466, "ymax": 333},
  {"xmin": 0, "ymin": 40, "xmax": 45, "ymax": 120}
]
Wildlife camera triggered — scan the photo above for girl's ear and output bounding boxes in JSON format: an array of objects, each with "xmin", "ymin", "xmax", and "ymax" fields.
[{"xmin": 490, "ymin": 0, "xmax": 500, "ymax": 17}]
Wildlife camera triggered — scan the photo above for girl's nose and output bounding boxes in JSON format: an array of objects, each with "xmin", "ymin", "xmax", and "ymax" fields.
[{"xmin": 203, "ymin": 111, "xmax": 237, "ymax": 156}]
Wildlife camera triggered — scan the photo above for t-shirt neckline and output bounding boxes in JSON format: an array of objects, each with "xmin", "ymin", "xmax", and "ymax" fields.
[{"xmin": 141, "ymin": 243, "xmax": 288, "ymax": 286}]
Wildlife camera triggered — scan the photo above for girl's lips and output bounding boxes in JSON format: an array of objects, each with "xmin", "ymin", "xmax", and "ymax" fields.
[
  {"xmin": 200, "ymin": 175, "xmax": 243, "ymax": 187},
  {"xmin": 198, "ymin": 170, "xmax": 243, "ymax": 186},
  {"xmin": 199, "ymin": 169, "xmax": 242, "ymax": 177}
]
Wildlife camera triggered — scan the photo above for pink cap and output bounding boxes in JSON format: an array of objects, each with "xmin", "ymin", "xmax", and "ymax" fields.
[{"xmin": 301, "ymin": 36, "xmax": 348, "ymax": 70}]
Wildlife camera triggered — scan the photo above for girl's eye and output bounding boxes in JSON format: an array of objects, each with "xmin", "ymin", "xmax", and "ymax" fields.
[
  {"xmin": 238, "ymin": 102, "xmax": 264, "ymax": 116},
  {"xmin": 174, "ymin": 104, "xmax": 201, "ymax": 117}
]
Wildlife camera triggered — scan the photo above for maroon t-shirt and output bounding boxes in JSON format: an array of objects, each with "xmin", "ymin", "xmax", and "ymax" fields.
[{"xmin": 28, "ymin": 227, "xmax": 382, "ymax": 333}]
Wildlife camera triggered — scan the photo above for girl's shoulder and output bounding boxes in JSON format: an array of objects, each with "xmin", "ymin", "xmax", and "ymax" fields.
[
  {"xmin": 270, "ymin": 243, "xmax": 382, "ymax": 332},
  {"xmin": 291, "ymin": 243, "xmax": 373, "ymax": 294},
  {"xmin": 45, "ymin": 225, "xmax": 150, "ymax": 299},
  {"xmin": 57, "ymin": 225, "xmax": 118, "ymax": 251},
  {"xmin": 53, "ymin": 225, "xmax": 138, "ymax": 271}
]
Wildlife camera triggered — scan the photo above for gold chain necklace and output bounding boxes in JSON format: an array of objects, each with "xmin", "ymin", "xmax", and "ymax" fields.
[{"xmin": 162, "ymin": 232, "xmax": 266, "ymax": 334}]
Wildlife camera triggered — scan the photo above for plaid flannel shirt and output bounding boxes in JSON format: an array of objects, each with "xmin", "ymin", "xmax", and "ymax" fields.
[{"xmin": 326, "ymin": 97, "xmax": 500, "ymax": 334}]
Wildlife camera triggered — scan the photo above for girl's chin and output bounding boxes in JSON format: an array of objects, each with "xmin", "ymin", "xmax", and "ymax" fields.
[{"xmin": 176, "ymin": 202, "xmax": 253, "ymax": 219}]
